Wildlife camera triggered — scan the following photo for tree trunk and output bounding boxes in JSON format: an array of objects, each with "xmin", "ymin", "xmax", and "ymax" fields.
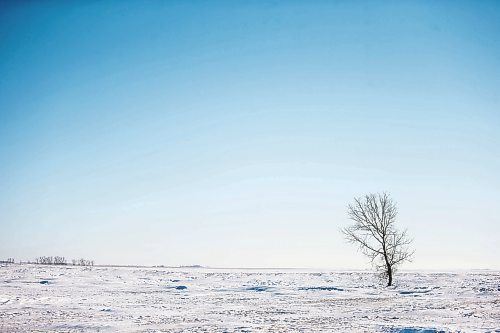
[
  {"xmin": 387, "ymin": 265, "xmax": 393, "ymax": 286},
  {"xmin": 383, "ymin": 244, "xmax": 393, "ymax": 287}
]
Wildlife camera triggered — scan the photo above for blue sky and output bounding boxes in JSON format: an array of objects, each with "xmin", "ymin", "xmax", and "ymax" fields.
[{"xmin": 1, "ymin": 1, "xmax": 499, "ymax": 268}]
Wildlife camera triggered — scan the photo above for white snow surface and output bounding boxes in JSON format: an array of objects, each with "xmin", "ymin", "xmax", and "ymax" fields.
[{"xmin": 0, "ymin": 264, "xmax": 499, "ymax": 332}]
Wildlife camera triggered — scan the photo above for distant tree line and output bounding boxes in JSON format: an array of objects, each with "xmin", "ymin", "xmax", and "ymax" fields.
[
  {"xmin": 32, "ymin": 256, "xmax": 94, "ymax": 266},
  {"xmin": 72, "ymin": 258, "xmax": 94, "ymax": 266},
  {"xmin": 0, "ymin": 258, "xmax": 15, "ymax": 264},
  {"xmin": 35, "ymin": 256, "xmax": 67, "ymax": 265}
]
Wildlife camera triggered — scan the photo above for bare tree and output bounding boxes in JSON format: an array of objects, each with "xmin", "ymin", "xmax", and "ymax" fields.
[
  {"xmin": 54, "ymin": 256, "xmax": 66, "ymax": 265},
  {"xmin": 33, "ymin": 256, "xmax": 68, "ymax": 265},
  {"xmin": 341, "ymin": 192, "xmax": 414, "ymax": 286},
  {"xmin": 35, "ymin": 256, "xmax": 54, "ymax": 265},
  {"xmin": 75, "ymin": 258, "xmax": 94, "ymax": 266}
]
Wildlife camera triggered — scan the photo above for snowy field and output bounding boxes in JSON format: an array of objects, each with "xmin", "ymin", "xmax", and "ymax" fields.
[{"xmin": 0, "ymin": 264, "xmax": 499, "ymax": 332}]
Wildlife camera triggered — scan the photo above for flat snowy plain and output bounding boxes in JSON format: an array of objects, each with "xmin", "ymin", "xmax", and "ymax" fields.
[{"xmin": 0, "ymin": 264, "xmax": 499, "ymax": 332}]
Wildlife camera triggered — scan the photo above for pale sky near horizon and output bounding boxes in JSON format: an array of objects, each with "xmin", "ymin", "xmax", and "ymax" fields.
[{"xmin": 1, "ymin": 1, "xmax": 499, "ymax": 269}]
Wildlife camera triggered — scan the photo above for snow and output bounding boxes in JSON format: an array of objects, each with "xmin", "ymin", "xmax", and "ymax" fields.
[{"xmin": 0, "ymin": 264, "xmax": 499, "ymax": 332}]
